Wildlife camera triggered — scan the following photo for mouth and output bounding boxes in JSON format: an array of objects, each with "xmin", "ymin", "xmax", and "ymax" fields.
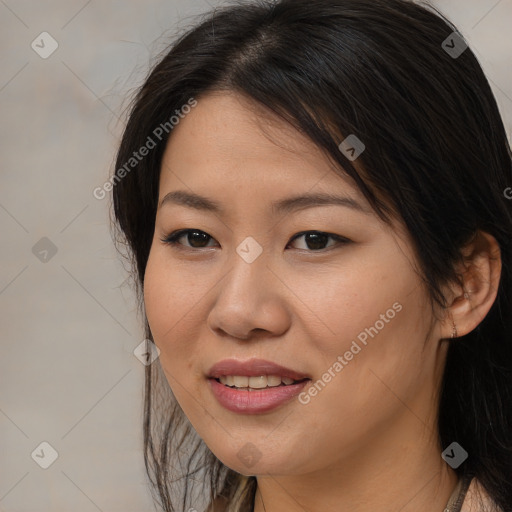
[
  {"xmin": 212, "ymin": 375, "xmax": 309, "ymax": 390},
  {"xmin": 207, "ymin": 358, "xmax": 312, "ymax": 414},
  {"xmin": 207, "ymin": 357, "xmax": 311, "ymax": 381},
  {"xmin": 207, "ymin": 376, "xmax": 311, "ymax": 414}
]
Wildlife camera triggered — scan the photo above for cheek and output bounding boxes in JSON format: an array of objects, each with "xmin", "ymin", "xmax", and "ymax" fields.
[
  {"xmin": 294, "ymin": 259, "xmax": 430, "ymax": 415},
  {"xmin": 143, "ymin": 250, "xmax": 208, "ymax": 418},
  {"xmin": 143, "ymin": 250, "xmax": 171, "ymax": 339},
  {"xmin": 293, "ymin": 256, "xmax": 415, "ymax": 358},
  {"xmin": 143, "ymin": 248, "xmax": 212, "ymax": 385},
  {"xmin": 143, "ymin": 250, "xmax": 193, "ymax": 369},
  {"xmin": 291, "ymin": 288, "xmax": 430, "ymax": 467},
  {"xmin": 143, "ymin": 248, "xmax": 200, "ymax": 339}
]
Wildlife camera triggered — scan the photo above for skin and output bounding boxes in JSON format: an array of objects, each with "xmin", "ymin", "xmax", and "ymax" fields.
[{"xmin": 143, "ymin": 90, "xmax": 501, "ymax": 512}]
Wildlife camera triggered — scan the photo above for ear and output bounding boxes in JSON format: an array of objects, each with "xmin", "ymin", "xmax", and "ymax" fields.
[{"xmin": 440, "ymin": 230, "xmax": 502, "ymax": 339}]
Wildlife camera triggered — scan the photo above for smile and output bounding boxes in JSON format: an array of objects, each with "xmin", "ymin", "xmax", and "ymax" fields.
[
  {"xmin": 208, "ymin": 376, "xmax": 311, "ymax": 414},
  {"xmin": 217, "ymin": 374, "xmax": 303, "ymax": 389}
]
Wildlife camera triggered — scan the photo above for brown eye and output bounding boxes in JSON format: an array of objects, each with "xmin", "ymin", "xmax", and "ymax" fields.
[
  {"xmin": 288, "ymin": 231, "xmax": 350, "ymax": 251},
  {"xmin": 161, "ymin": 229, "xmax": 218, "ymax": 248}
]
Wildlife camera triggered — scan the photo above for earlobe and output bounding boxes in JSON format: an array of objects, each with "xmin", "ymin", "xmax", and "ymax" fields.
[{"xmin": 443, "ymin": 231, "xmax": 502, "ymax": 339}]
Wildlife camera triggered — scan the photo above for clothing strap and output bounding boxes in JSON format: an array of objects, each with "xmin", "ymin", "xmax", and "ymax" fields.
[{"xmin": 444, "ymin": 475, "xmax": 473, "ymax": 512}]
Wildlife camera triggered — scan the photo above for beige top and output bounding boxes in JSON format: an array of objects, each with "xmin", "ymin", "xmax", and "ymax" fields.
[{"xmin": 460, "ymin": 477, "xmax": 503, "ymax": 512}]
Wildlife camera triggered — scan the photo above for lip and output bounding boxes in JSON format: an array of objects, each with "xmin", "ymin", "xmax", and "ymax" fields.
[
  {"xmin": 207, "ymin": 358, "xmax": 311, "ymax": 414},
  {"xmin": 207, "ymin": 358, "xmax": 310, "ymax": 381},
  {"xmin": 208, "ymin": 378, "xmax": 310, "ymax": 414}
]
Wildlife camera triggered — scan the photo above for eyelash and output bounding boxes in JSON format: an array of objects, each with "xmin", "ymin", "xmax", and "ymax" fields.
[{"xmin": 160, "ymin": 229, "xmax": 351, "ymax": 253}]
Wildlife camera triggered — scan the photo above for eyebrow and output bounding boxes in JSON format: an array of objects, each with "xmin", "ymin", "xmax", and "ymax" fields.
[{"xmin": 159, "ymin": 190, "xmax": 371, "ymax": 216}]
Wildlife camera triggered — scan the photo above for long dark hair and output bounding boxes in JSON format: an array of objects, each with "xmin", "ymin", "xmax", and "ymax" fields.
[{"xmin": 111, "ymin": 0, "xmax": 512, "ymax": 510}]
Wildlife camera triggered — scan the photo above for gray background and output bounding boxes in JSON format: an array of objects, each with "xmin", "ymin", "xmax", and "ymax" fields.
[{"xmin": 1, "ymin": 1, "xmax": 511, "ymax": 511}]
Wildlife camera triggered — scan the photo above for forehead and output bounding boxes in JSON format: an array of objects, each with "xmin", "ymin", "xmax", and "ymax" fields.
[{"xmin": 159, "ymin": 91, "xmax": 365, "ymax": 205}]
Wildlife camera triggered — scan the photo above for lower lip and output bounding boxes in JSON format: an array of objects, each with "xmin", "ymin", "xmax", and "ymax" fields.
[{"xmin": 208, "ymin": 378, "xmax": 310, "ymax": 414}]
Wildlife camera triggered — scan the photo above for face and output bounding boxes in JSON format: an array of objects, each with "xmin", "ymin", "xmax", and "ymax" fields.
[{"xmin": 143, "ymin": 91, "xmax": 447, "ymax": 477}]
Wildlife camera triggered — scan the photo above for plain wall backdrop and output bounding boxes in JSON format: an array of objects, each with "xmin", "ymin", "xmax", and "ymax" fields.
[{"xmin": 1, "ymin": 0, "xmax": 511, "ymax": 511}]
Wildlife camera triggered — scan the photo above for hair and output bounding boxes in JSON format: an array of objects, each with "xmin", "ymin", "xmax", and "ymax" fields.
[{"xmin": 110, "ymin": 0, "xmax": 512, "ymax": 511}]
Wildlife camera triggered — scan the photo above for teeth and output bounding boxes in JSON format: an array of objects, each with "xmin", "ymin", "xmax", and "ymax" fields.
[
  {"xmin": 248, "ymin": 376, "xmax": 267, "ymax": 389},
  {"xmin": 267, "ymin": 375, "xmax": 282, "ymax": 387},
  {"xmin": 218, "ymin": 375, "xmax": 299, "ymax": 389},
  {"xmin": 233, "ymin": 376, "xmax": 249, "ymax": 388}
]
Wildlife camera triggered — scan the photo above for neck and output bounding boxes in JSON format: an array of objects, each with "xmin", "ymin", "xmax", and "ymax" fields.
[{"xmin": 252, "ymin": 419, "xmax": 458, "ymax": 512}]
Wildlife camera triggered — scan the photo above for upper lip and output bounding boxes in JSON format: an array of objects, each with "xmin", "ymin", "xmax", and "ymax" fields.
[{"xmin": 208, "ymin": 358, "xmax": 311, "ymax": 381}]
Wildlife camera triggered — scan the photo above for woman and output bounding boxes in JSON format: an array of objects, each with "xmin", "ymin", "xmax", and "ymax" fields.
[{"xmin": 111, "ymin": 0, "xmax": 512, "ymax": 510}]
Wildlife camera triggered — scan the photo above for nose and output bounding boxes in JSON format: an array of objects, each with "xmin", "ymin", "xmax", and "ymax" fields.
[{"xmin": 207, "ymin": 252, "xmax": 291, "ymax": 341}]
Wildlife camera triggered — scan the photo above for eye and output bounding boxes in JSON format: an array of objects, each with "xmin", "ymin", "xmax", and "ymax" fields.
[
  {"xmin": 287, "ymin": 231, "xmax": 350, "ymax": 251},
  {"xmin": 161, "ymin": 229, "xmax": 218, "ymax": 249},
  {"xmin": 161, "ymin": 229, "xmax": 350, "ymax": 252}
]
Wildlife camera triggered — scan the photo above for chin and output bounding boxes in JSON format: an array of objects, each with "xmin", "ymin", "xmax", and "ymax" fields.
[{"xmin": 209, "ymin": 443, "xmax": 301, "ymax": 477}]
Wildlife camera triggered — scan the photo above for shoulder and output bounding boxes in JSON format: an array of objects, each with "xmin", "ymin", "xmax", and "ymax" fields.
[{"xmin": 461, "ymin": 477, "xmax": 504, "ymax": 512}]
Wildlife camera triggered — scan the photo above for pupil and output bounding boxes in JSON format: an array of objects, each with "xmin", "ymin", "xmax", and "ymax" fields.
[
  {"xmin": 306, "ymin": 232, "xmax": 328, "ymax": 250},
  {"xmin": 189, "ymin": 231, "xmax": 209, "ymax": 247}
]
